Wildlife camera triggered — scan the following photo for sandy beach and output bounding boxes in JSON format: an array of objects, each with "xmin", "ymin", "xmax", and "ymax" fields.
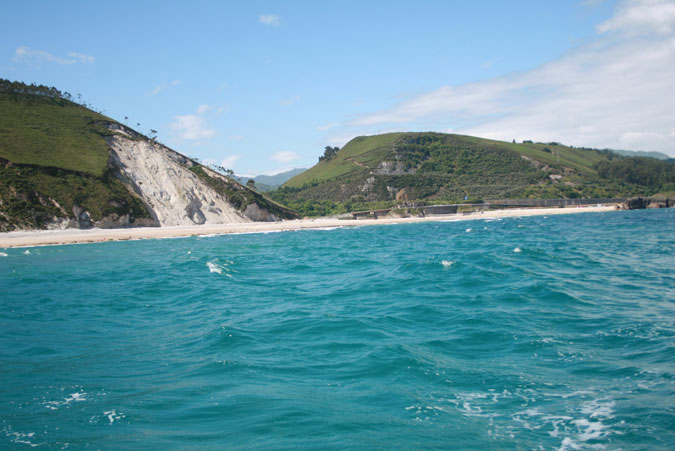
[{"xmin": 0, "ymin": 205, "xmax": 617, "ymax": 248}]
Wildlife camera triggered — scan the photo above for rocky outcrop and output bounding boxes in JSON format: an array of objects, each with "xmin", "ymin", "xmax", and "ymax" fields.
[
  {"xmin": 107, "ymin": 134, "xmax": 249, "ymax": 227},
  {"xmin": 619, "ymin": 197, "xmax": 672, "ymax": 209}
]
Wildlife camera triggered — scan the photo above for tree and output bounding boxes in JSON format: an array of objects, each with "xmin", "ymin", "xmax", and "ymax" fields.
[
  {"xmin": 318, "ymin": 146, "xmax": 340, "ymax": 162},
  {"xmin": 246, "ymin": 179, "xmax": 256, "ymax": 189}
]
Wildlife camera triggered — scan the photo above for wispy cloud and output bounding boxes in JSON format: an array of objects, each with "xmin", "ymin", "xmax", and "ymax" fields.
[
  {"xmin": 597, "ymin": 0, "xmax": 675, "ymax": 34},
  {"xmin": 170, "ymin": 114, "xmax": 215, "ymax": 141},
  {"xmin": 281, "ymin": 95, "xmax": 300, "ymax": 106},
  {"xmin": 68, "ymin": 52, "xmax": 95, "ymax": 64},
  {"xmin": 331, "ymin": 0, "xmax": 675, "ymax": 154},
  {"xmin": 259, "ymin": 14, "xmax": 282, "ymax": 26},
  {"xmin": 480, "ymin": 58, "xmax": 499, "ymax": 69},
  {"xmin": 229, "ymin": 135, "xmax": 244, "ymax": 141},
  {"xmin": 149, "ymin": 80, "xmax": 180, "ymax": 96},
  {"xmin": 14, "ymin": 46, "xmax": 95, "ymax": 65},
  {"xmin": 271, "ymin": 151, "xmax": 299, "ymax": 163},
  {"xmin": 220, "ymin": 155, "xmax": 240, "ymax": 169},
  {"xmin": 196, "ymin": 104, "xmax": 209, "ymax": 114},
  {"xmin": 317, "ymin": 122, "xmax": 339, "ymax": 131}
]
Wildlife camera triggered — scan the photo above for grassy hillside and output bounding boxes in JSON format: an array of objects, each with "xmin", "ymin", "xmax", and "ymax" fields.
[
  {"xmin": 0, "ymin": 79, "xmax": 298, "ymax": 230},
  {"xmin": 0, "ymin": 91, "xmax": 112, "ymax": 177},
  {"xmin": 273, "ymin": 132, "xmax": 674, "ymax": 216},
  {"xmin": 0, "ymin": 83, "xmax": 155, "ymax": 230},
  {"xmin": 190, "ymin": 166, "xmax": 298, "ymax": 219}
]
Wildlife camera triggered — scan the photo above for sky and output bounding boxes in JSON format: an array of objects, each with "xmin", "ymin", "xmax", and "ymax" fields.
[{"xmin": 2, "ymin": 0, "xmax": 674, "ymax": 175}]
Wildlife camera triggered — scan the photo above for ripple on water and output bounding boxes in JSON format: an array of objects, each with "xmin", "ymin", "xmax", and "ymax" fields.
[{"xmin": 0, "ymin": 209, "xmax": 673, "ymax": 449}]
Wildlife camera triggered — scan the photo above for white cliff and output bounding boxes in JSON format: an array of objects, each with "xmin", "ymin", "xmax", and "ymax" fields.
[{"xmin": 107, "ymin": 134, "xmax": 249, "ymax": 227}]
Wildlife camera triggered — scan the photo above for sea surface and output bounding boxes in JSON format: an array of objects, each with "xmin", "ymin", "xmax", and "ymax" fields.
[{"xmin": 1, "ymin": 209, "xmax": 674, "ymax": 449}]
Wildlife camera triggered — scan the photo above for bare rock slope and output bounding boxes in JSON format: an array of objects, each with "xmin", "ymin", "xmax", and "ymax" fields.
[
  {"xmin": 108, "ymin": 134, "xmax": 247, "ymax": 226},
  {"xmin": 104, "ymin": 127, "xmax": 297, "ymax": 227}
]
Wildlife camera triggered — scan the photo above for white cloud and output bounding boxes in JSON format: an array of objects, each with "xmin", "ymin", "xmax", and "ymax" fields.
[
  {"xmin": 170, "ymin": 115, "xmax": 215, "ymax": 140},
  {"xmin": 271, "ymin": 151, "xmax": 299, "ymax": 163},
  {"xmin": 335, "ymin": 0, "xmax": 675, "ymax": 154},
  {"xmin": 259, "ymin": 14, "xmax": 282, "ymax": 26},
  {"xmin": 281, "ymin": 95, "xmax": 301, "ymax": 106},
  {"xmin": 480, "ymin": 58, "xmax": 499, "ymax": 69},
  {"xmin": 317, "ymin": 122, "xmax": 339, "ymax": 131},
  {"xmin": 597, "ymin": 0, "xmax": 675, "ymax": 34},
  {"xmin": 68, "ymin": 52, "xmax": 95, "ymax": 64},
  {"xmin": 220, "ymin": 155, "xmax": 240, "ymax": 169},
  {"xmin": 246, "ymin": 166, "xmax": 307, "ymax": 177},
  {"xmin": 229, "ymin": 135, "xmax": 244, "ymax": 141},
  {"xmin": 196, "ymin": 104, "xmax": 209, "ymax": 114},
  {"xmin": 14, "ymin": 46, "xmax": 95, "ymax": 65},
  {"xmin": 149, "ymin": 80, "xmax": 180, "ymax": 96}
]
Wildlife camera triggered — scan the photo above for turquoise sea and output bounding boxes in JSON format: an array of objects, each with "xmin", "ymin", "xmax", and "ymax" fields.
[{"xmin": 1, "ymin": 209, "xmax": 674, "ymax": 449}]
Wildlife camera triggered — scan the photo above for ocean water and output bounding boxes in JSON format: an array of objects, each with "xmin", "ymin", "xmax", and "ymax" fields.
[{"xmin": 1, "ymin": 209, "xmax": 674, "ymax": 449}]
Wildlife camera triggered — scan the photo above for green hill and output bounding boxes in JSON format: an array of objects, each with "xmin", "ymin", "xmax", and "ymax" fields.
[
  {"xmin": 0, "ymin": 84, "xmax": 153, "ymax": 230},
  {"xmin": 0, "ymin": 79, "xmax": 297, "ymax": 231},
  {"xmin": 271, "ymin": 132, "xmax": 675, "ymax": 215}
]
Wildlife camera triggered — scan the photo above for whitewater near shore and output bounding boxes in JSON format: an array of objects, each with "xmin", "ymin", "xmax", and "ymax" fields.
[{"xmin": 0, "ymin": 205, "xmax": 616, "ymax": 248}]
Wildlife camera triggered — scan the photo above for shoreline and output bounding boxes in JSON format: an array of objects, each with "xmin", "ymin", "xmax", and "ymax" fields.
[{"xmin": 0, "ymin": 205, "xmax": 617, "ymax": 249}]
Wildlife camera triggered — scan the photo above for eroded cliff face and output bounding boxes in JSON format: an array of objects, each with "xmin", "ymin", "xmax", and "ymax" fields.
[{"xmin": 107, "ymin": 134, "xmax": 249, "ymax": 227}]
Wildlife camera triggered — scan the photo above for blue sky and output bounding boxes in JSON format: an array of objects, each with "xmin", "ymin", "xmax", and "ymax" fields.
[{"xmin": 2, "ymin": 0, "xmax": 674, "ymax": 174}]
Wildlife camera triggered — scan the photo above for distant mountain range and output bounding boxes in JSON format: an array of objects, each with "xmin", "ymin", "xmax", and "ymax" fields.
[
  {"xmin": 608, "ymin": 149, "xmax": 672, "ymax": 160},
  {"xmin": 234, "ymin": 168, "xmax": 307, "ymax": 192}
]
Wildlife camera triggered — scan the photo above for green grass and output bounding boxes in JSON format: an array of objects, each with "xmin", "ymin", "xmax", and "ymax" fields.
[
  {"xmin": 653, "ymin": 191, "xmax": 675, "ymax": 199},
  {"xmin": 284, "ymin": 132, "xmax": 610, "ymax": 191},
  {"xmin": 0, "ymin": 162, "xmax": 152, "ymax": 231},
  {"xmin": 285, "ymin": 133, "xmax": 403, "ymax": 187},
  {"xmin": 189, "ymin": 165, "xmax": 298, "ymax": 219},
  {"xmin": 273, "ymin": 131, "xmax": 674, "ymax": 216},
  {"xmin": 0, "ymin": 91, "xmax": 156, "ymax": 230},
  {"xmin": 0, "ymin": 93, "xmax": 112, "ymax": 176},
  {"xmin": 0, "ymin": 82, "xmax": 300, "ymax": 229}
]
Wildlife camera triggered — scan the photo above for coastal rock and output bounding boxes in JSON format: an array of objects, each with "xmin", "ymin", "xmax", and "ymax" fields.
[
  {"xmin": 243, "ymin": 203, "xmax": 279, "ymax": 222},
  {"xmin": 107, "ymin": 135, "xmax": 249, "ymax": 227},
  {"xmin": 620, "ymin": 197, "xmax": 649, "ymax": 210}
]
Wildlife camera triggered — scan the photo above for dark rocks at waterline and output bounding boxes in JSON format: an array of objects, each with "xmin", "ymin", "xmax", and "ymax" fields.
[{"xmin": 619, "ymin": 197, "xmax": 672, "ymax": 210}]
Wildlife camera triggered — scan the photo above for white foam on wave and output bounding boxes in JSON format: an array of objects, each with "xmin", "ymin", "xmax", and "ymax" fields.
[
  {"xmin": 206, "ymin": 261, "xmax": 223, "ymax": 274},
  {"xmin": 513, "ymin": 247, "xmax": 522, "ymax": 253},
  {"xmin": 44, "ymin": 392, "xmax": 87, "ymax": 410},
  {"xmin": 307, "ymin": 226, "xmax": 344, "ymax": 232},
  {"xmin": 23, "ymin": 250, "xmax": 31, "ymax": 255},
  {"xmin": 441, "ymin": 260, "xmax": 454, "ymax": 268},
  {"xmin": 0, "ymin": 252, "xmax": 7, "ymax": 257},
  {"xmin": 5, "ymin": 430, "xmax": 39, "ymax": 448},
  {"xmin": 558, "ymin": 398, "xmax": 616, "ymax": 450},
  {"xmin": 441, "ymin": 387, "xmax": 620, "ymax": 446},
  {"xmin": 581, "ymin": 399, "xmax": 615, "ymax": 419},
  {"xmin": 104, "ymin": 409, "xmax": 125, "ymax": 424},
  {"xmin": 206, "ymin": 260, "xmax": 234, "ymax": 277},
  {"xmin": 466, "ymin": 228, "xmax": 472, "ymax": 232}
]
